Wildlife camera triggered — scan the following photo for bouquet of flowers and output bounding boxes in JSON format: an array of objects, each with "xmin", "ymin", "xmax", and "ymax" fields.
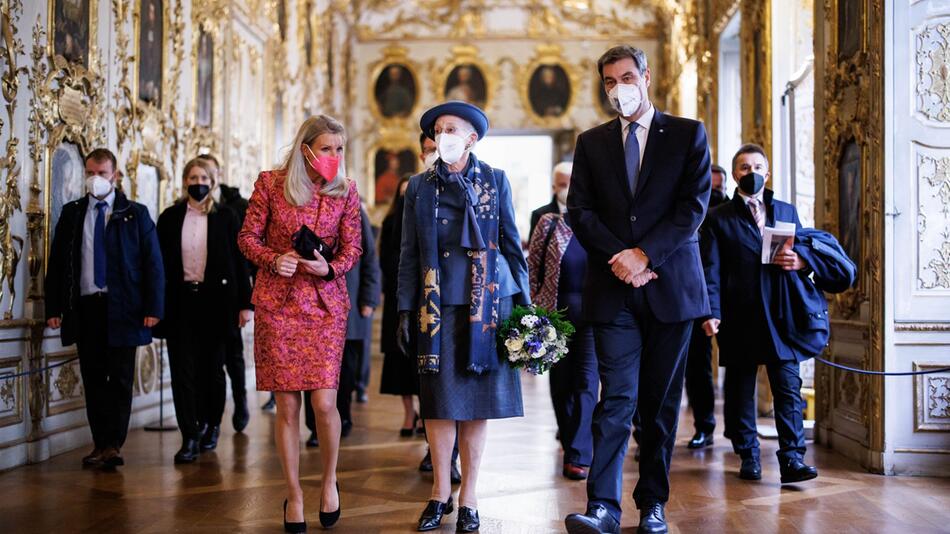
[{"xmin": 498, "ymin": 305, "xmax": 575, "ymax": 375}]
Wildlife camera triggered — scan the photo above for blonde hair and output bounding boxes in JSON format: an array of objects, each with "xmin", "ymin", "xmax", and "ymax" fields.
[
  {"xmin": 283, "ymin": 115, "xmax": 350, "ymax": 206},
  {"xmin": 180, "ymin": 157, "xmax": 217, "ymax": 214}
]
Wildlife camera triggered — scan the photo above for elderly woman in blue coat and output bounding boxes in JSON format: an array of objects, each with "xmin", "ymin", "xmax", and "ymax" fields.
[{"xmin": 397, "ymin": 101, "xmax": 530, "ymax": 532}]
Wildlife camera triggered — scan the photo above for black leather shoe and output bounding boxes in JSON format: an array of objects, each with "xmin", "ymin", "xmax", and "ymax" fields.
[
  {"xmin": 638, "ymin": 502, "xmax": 668, "ymax": 533},
  {"xmin": 340, "ymin": 419, "xmax": 353, "ymax": 438},
  {"xmin": 565, "ymin": 504, "xmax": 619, "ymax": 534},
  {"xmin": 232, "ymin": 395, "xmax": 249, "ymax": 433},
  {"xmin": 262, "ymin": 395, "xmax": 276, "ymax": 411},
  {"xmin": 456, "ymin": 506, "xmax": 479, "ymax": 532},
  {"xmin": 451, "ymin": 460, "xmax": 462, "ymax": 484},
  {"xmin": 200, "ymin": 425, "xmax": 220, "ymax": 451},
  {"xmin": 283, "ymin": 499, "xmax": 306, "ymax": 533},
  {"xmin": 419, "ymin": 451, "xmax": 433, "ymax": 472},
  {"xmin": 739, "ymin": 456, "xmax": 762, "ymax": 480},
  {"xmin": 687, "ymin": 431, "xmax": 713, "ymax": 449},
  {"xmin": 174, "ymin": 439, "xmax": 201, "ymax": 464},
  {"xmin": 780, "ymin": 458, "xmax": 818, "ymax": 484},
  {"xmin": 417, "ymin": 496, "xmax": 454, "ymax": 531},
  {"xmin": 319, "ymin": 482, "xmax": 341, "ymax": 528},
  {"xmin": 306, "ymin": 432, "xmax": 319, "ymax": 448}
]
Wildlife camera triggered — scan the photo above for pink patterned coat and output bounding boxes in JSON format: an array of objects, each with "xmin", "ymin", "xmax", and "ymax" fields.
[{"xmin": 238, "ymin": 170, "xmax": 363, "ymax": 391}]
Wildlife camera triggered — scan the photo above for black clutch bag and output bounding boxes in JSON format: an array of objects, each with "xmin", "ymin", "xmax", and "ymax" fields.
[{"xmin": 291, "ymin": 224, "xmax": 334, "ymax": 261}]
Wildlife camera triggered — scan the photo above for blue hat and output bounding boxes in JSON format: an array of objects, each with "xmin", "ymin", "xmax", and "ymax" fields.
[{"xmin": 419, "ymin": 101, "xmax": 490, "ymax": 140}]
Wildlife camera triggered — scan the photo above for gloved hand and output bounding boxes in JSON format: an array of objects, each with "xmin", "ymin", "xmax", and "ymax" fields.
[{"xmin": 397, "ymin": 311, "xmax": 412, "ymax": 357}]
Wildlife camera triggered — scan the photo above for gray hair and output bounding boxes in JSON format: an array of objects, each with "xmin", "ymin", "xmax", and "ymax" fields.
[
  {"xmin": 282, "ymin": 115, "xmax": 349, "ymax": 206},
  {"xmin": 552, "ymin": 161, "xmax": 573, "ymax": 182},
  {"xmin": 597, "ymin": 45, "xmax": 649, "ymax": 78}
]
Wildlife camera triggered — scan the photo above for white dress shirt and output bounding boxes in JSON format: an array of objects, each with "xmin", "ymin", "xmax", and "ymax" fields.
[
  {"xmin": 619, "ymin": 104, "xmax": 655, "ymax": 175},
  {"xmin": 80, "ymin": 190, "xmax": 116, "ymax": 295},
  {"xmin": 181, "ymin": 202, "xmax": 209, "ymax": 282}
]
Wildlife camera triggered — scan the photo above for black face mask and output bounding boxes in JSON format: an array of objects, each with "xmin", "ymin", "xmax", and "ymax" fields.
[
  {"xmin": 188, "ymin": 184, "xmax": 211, "ymax": 202},
  {"xmin": 710, "ymin": 189, "xmax": 726, "ymax": 204},
  {"xmin": 738, "ymin": 172, "xmax": 765, "ymax": 196}
]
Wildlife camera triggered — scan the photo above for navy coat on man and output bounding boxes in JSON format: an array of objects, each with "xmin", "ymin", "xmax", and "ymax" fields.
[
  {"xmin": 567, "ymin": 110, "xmax": 711, "ymax": 324},
  {"xmin": 701, "ymin": 190, "xmax": 806, "ymax": 365},
  {"xmin": 45, "ymin": 191, "xmax": 165, "ymax": 347}
]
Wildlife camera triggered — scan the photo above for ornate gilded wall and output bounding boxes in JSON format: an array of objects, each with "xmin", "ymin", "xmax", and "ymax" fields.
[{"xmin": 0, "ymin": 0, "xmax": 326, "ymax": 470}]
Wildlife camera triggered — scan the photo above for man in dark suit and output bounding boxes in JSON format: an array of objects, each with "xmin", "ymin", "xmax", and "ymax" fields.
[
  {"xmin": 683, "ymin": 163, "xmax": 730, "ymax": 450},
  {"xmin": 45, "ymin": 148, "xmax": 165, "ymax": 469},
  {"xmin": 198, "ymin": 153, "xmax": 254, "ymax": 434},
  {"xmin": 564, "ymin": 46, "xmax": 711, "ymax": 534},
  {"xmin": 700, "ymin": 144, "xmax": 818, "ymax": 484},
  {"xmin": 304, "ymin": 204, "xmax": 381, "ymax": 443},
  {"xmin": 528, "ymin": 161, "xmax": 572, "ymax": 241}
]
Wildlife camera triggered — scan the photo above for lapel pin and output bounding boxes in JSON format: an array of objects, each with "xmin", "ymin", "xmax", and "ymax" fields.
[{"xmin": 659, "ymin": 128, "xmax": 664, "ymax": 133}]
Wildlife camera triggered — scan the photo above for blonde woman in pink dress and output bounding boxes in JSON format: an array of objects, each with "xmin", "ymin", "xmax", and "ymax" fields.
[{"xmin": 238, "ymin": 115, "xmax": 362, "ymax": 532}]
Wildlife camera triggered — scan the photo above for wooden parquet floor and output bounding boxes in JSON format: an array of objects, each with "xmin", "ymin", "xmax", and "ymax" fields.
[{"xmin": 2, "ymin": 358, "xmax": 950, "ymax": 533}]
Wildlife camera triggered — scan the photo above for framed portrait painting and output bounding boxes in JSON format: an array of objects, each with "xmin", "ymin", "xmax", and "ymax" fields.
[
  {"xmin": 528, "ymin": 64, "xmax": 571, "ymax": 118},
  {"xmin": 52, "ymin": 0, "xmax": 91, "ymax": 67},
  {"xmin": 373, "ymin": 148, "xmax": 416, "ymax": 206},
  {"xmin": 373, "ymin": 63, "xmax": 417, "ymax": 119},
  {"xmin": 196, "ymin": 30, "xmax": 213, "ymax": 127},
  {"xmin": 48, "ymin": 142, "xmax": 86, "ymax": 237},
  {"xmin": 444, "ymin": 64, "xmax": 487, "ymax": 108},
  {"xmin": 838, "ymin": 141, "xmax": 862, "ymax": 281},
  {"xmin": 137, "ymin": 0, "xmax": 164, "ymax": 105}
]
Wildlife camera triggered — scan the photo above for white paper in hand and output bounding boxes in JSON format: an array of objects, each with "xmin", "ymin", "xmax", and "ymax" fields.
[{"xmin": 761, "ymin": 221, "xmax": 796, "ymax": 264}]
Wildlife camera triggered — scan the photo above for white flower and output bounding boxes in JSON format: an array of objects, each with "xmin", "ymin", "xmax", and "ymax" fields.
[
  {"xmin": 545, "ymin": 327, "xmax": 557, "ymax": 341},
  {"xmin": 505, "ymin": 338, "xmax": 524, "ymax": 352},
  {"xmin": 520, "ymin": 315, "xmax": 539, "ymax": 328},
  {"xmin": 534, "ymin": 347, "xmax": 547, "ymax": 359}
]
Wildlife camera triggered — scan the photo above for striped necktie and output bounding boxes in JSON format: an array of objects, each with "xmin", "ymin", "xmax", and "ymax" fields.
[{"xmin": 748, "ymin": 198, "xmax": 765, "ymax": 235}]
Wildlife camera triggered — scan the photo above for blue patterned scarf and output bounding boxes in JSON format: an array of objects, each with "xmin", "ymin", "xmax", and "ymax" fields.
[{"xmin": 415, "ymin": 154, "xmax": 501, "ymax": 375}]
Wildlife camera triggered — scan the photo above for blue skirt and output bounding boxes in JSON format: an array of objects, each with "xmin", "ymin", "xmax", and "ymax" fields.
[{"xmin": 419, "ymin": 297, "xmax": 524, "ymax": 420}]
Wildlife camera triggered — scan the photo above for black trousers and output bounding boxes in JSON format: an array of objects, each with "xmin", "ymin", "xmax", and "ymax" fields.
[
  {"xmin": 76, "ymin": 294, "xmax": 137, "ymax": 450},
  {"xmin": 166, "ymin": 286, "xmax": 227, "ymax": 440},
  {"xmin": 305, "ymin": 339, "xmax": 361, "ymax": 432},
  {"xmin": 224, "ymin": 331, "xmax": 246, "ymax": 402},
  {"xmin": 684, "ymin": 321, "xmax": 716, "ymax": 434},
  {"xmin": 549, "ymin": 325, "xmax": 598, "ymax": 466},
  {"xmin": 587, "ymin": 290, "xmax": 692, "ymax": 521},
  {"xmin": 723, "ymin": 360, "xmax": 806, "ymax": 463}
]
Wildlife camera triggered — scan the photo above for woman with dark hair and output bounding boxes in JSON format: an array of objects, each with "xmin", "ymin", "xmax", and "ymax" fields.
[
  {"xmin": 239, "ymin": 115, "xmax": 363, "ymax": 532},
  {"xmin": 378, "ymin": 176, "xmax": 421, "ymax": 435},
  {"xmin": 155, "ymin": 157, "xmax": 252, "ymax": 464}
]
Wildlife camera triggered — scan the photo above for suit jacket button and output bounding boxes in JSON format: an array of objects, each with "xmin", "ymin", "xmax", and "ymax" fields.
[
  {"xmin": 466, "ymin": 251, "xmax": 473, "ymax": 257},
  {"xmin": 441, "ymin": 219, "xmax": 448, "ymax": 225},
  {"xmin": 630, "ymin": 215, "xmax": 637, "ymax": 222},
  {"xmin": 443, "ymin": 251, "xmax": 450, "ymax": 258}
]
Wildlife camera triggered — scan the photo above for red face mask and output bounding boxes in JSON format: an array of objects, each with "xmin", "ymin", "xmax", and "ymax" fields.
[{"xmin": 304, "ymin": 145, "xmax": 340, "ymax": 181}]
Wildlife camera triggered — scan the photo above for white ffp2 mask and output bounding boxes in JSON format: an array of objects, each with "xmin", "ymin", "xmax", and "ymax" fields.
[
  {"xmin": 608, "ymin": 84, "xmax": 642, "ymax": 117},
  {"xmin": 436, "ymin": 133, "xmax": 467, "ymax": 165},
  {"xmin": 85, "ymin": 175, "xmax": 113, "ymax": 199}
]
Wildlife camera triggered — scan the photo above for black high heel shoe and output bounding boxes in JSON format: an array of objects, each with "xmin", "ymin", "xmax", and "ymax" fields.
[
  {"xmin": 319, "ymin": 482, "xmax": 341, "ymax": 529},
  {"xmin": 283, "ymin": 499, "xmax": 307, "ymax": 533},
  {"xmin": 401, "ymin": 413, "xmax": 421, "ymax": 437},
  {"xmin": 417, "ymin": 496, "xmax": 454, "ymax": 531}
]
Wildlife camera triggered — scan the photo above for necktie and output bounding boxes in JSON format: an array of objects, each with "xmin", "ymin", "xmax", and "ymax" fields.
[
  {"xmin": 94, "ymin": 201, "xmax": 107, "ymax": 289},
  {"xmin": 624, "ymin": 122, "xmax": 640, "ymax": 194},
  {"xmin": 748, "ymin": 198, "xmax": 765, "ymax": 235}
]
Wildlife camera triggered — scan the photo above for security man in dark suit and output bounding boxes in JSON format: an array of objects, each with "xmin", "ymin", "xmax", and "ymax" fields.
[
  {"xmin": 683, "ymin": 163, "xmax": 730, "ymax": 450},
  {"xmin": 564, "ymin": 45, "xmax": 711, "ymax": 534},
  {"xmin": 700, "ymin": 143, "xmax": 818, "ymax": 484},
  {"xmin": 528, "ymin": 161, "xmax": 572, "ymax": 241},
  {"xmin": 45, "ymin": 148, "xmax": 165, "ymax": 469},
  {"xmin": 304, "ymin": 204, "xmax": 381, "ymax": 443}
]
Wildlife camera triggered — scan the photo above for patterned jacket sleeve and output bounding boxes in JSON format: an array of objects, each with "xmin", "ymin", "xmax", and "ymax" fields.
[
  {"xmin": 526, "ymin": 213, "xmax": 555, "ymax": 301},
  {"xmin": 238, "ymin": 172, "xmax": 281, "ymax": 270},
  {"xmin": 327, "ymin": 180, "xmax": 363, "ymax": 279}
]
